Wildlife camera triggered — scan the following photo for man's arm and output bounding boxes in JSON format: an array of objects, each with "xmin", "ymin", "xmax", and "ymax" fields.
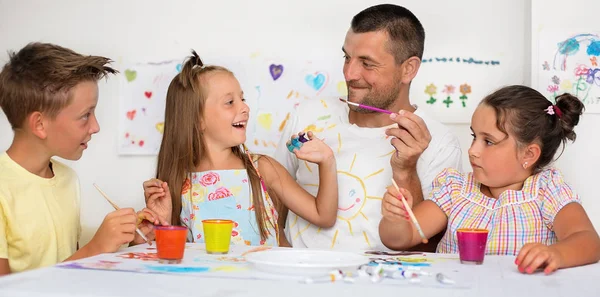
[
  {"xmin": 393, "ymin": 168, "xmax": 423, "ymax": 204},
  {"xmin": 386, "ymin": 112, "xmax": 462, "ymax": 252},
  {"xmin": 386, "ymin": 110, "xmax": 431, "ymax": 204}
]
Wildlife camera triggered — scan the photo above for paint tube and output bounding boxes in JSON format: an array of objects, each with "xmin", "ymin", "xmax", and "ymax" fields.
[
  {"xmin": 302, "ymin": 270, "xmax": 343, "ymax": 284},
  {"xmin": 436, "ymin": 273, "xmax": 455, "ymax": 285}
]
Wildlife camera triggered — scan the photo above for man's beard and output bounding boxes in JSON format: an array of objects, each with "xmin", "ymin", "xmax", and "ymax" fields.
[{"xmin": 347, "ymin": 82, "xmax": 401, "ymax": 114}]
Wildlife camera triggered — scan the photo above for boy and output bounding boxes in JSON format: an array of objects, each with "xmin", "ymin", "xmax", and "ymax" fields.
[{"xmin": 0, "ymin": 42, "xmax": 162, "ymax": 275}]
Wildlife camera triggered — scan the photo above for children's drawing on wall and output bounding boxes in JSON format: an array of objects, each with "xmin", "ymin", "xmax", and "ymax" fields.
[
  {"xmin": 411, "ymin": 52, "xmax": 506, "ymax": 123},
  {"xmin": 118, "ymin": 54, "xmax": 345, "ymax": 156},
  {"xmin": 423, "ymin": 83, "xmax": 472, "ymax": 109},
  {"xmin": 119, "ymin": 60, "xmax": 180, "ymax": 155},
  {"xmin": 422, "ymin": 56, "xmax": 500, "ymax": 66},
  {"xmin": 119, "ymin": 51, "xmax": 510, "ymax": 154},
  {"xmin": 538, "ymin": 31, "xmax": 600, "ymax": 113}
]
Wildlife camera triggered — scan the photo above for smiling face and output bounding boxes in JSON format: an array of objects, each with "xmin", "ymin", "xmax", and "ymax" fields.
[
  {"xmin": 336, "ymin": 172, "xmax": 367, "ymax": 220},
  {"xmin": 42, "ymin": 80, "xmax": 100, "ymax": 160},
  {"xmin": 342, "ymin": 29, "xmax": 403, "ymax": 111},
  {"xmin": 201, "ymin": 72, "xmax": 249, "ymax": 149}
]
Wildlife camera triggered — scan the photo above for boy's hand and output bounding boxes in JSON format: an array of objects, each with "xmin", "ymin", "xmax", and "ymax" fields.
[
  {"xmin": 89, "ymin": 208, "xmax": 137, "ymax": 253},
  {"xmin": 515, "ymin": 243, "xmax": 562, "ymax": 275},
  {"xmin": 382, "ymin": 186, "xmax": 413, "ymax": 223},
  {"xmin": 287, "ymin": 131, "xmax": 334, "ymax": 165},
  {"xmin": 143, "ymin": 179, "xmax": 173, "ymax": 223},
  {"xmin": 130, "ymin": 208, "xmax": 170, "ymax": 245}
]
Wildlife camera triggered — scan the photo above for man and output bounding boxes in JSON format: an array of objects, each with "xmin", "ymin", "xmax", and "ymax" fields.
[{"xmin": 274, "ymin": 4, "xmax": 462, "ymax": 251}]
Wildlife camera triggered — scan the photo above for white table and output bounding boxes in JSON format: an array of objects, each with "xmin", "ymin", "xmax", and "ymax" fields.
[{"xmin": 0, "ymin": 243, "xmax": 598, "ymax": 297}]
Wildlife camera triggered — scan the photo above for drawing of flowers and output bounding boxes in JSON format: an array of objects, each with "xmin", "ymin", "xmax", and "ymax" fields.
[
  {"xmin": 425, "ymin": 83, "xmax": 437, "ymax": 95},
  {"xmin": 547, "ymin": 85, "xmax": 559, "ymax": 92},
  {"xmin": 208, "ymin": 187, "xmax": 233, "ymax": 201},
  {"xmin": 442, "ymin": 85, "xmax": 456, "ymax": 108},
  {"xmin": 551, "ymin": 75, "xmax": 561, "ymax": 85},
  {"xmin": 200, "ymin": 172, "xmax": 220, "ymax": 186},
  {"xmin": 542, "ymin": 61, "xmax": 550, "ymax": 70},
  {"xmin": 574, "ymin": 64, "xmax": 589, "ymax": 77},
  {"xmin": 547, "ymin": 84, "xmax": 560, "ymax": 98},
  {"xmin": 459, "ymin": 84, "xmax": 472, "ymax": 95},
  {"xmin": 586, "ymin": 68, "xmax": 600, "ymax": 86},
  {"xmin": 560, "ymin": 79, "xmax": 573, "ymax": 92},
  {"xmin": 181, "ymin": 178, "xmax": 191, "ymax": 195},
  {"xmin": 459, "ymin": 84, "xmax": 472, "ymax": 107},
  {"xmin": 425, "ymin": 83, "xmax": 437, "ymax": 104},
  {"xmin": 442, "ymin": 85, "xmax": 456, "ymax": 95}
]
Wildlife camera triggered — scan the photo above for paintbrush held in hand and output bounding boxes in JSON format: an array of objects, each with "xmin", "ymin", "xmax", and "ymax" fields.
[
  {"xmin": 391, "ymin": 179, "xmax": 428, "ymax": 244},
  {"xmin": 339, "ymin": 97, "xmax": 393, "ymax": 114},
  {"xmin": 93, "ymin": 183, "xmax": 151, "ymax": 244}
]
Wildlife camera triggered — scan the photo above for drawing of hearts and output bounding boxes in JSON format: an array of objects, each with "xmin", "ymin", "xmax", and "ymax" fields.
[
  {"xmin": 126, "ymin": 110, "xmax": 136, "ymax": 120},
  {"xmin": 155, "ymin": 122, "xmax": 164, "ymax": 134},
  {"xmin": 305, "ymin": 72, "xmax": 328, "ymax": 92},
  {"xmin": 176, "ymin": 64, "xmax": 182, "ymax": 72},
  {"xmin": 269, "ymin": 64, "xmax": 284, "ymax": 81},
  {"xmin": 125, "ymin": 69, "xmax": 137, "ymax": 82},
  {"xmin": 138, "ymin": 140, "xmax": 145, "ymax": 147},
  {"xmin": 144, "ymin": 91, "xmax": 152, "ymax": 99}
]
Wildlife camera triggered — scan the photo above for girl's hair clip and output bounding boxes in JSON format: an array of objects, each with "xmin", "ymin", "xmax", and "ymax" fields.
[
  {"xmin": 545, "ymin": 105, "xmax": 563, "ymax": 118},
  {"xmin": 190, "ymin": 50, "xmax": 204, "ymax": 68}
]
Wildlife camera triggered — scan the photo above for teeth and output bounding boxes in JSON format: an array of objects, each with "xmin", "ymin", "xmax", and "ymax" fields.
[{"xmin": 233, "ymin": 122, "xmax": 246, "ymax": 127}]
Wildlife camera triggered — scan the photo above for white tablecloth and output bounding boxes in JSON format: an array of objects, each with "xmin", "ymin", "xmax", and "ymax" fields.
[{"xmin": 0, "ymin": 243, "xmax": 598, "ymax": 297}]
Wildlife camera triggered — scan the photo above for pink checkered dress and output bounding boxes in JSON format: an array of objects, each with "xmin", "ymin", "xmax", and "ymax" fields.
[{"xmin": 428, "ymin": 168, "xmax": 580, "ymax": 255}]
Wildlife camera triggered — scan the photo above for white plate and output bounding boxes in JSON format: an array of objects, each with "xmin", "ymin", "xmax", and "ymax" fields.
[{"xmin": 245, "ymin": 249, "xmax": 370, "ymax": 277}]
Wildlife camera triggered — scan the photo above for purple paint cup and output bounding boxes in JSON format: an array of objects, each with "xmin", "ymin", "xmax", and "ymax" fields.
[{"xmin": 457, "ymin": 228, "xmax": 489, "ymax": 265}]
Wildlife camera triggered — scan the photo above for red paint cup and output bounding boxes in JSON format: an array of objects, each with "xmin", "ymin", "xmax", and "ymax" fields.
[
  {"xmin": 155, "ymin": 226, "xmax": 187, "ymax": 264},
  {"xmin": 457, "ymin": 228, "xmax": 489, "ymax": 265}
]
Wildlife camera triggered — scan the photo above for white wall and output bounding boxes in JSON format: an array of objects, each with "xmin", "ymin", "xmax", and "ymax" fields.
[{"xmin": 1, "ymin": 0, "xmax": 597, "ymax": 247}]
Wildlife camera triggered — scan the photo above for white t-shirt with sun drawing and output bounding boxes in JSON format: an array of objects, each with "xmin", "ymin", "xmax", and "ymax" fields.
[{"xmin": 273, "ymin": 97, "xmax": 462, "ymax": 250}]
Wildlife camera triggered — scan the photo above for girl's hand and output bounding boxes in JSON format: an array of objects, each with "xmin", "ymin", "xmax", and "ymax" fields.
[
  {"xmin": 143, "ymin": 178, "xmax": 173, "ymax": 223},
  {"xmin": 131, "ymin": 208, "xmax": 170, "ymax": 245},
  {"xmin": 381, "ymin": 185, "xmax": 413, "ymax": 223},
  {"xmin": 287, "ymin": 131, "xmax": 334, "ymax": 165},
  {"xmin": 515, "ymin": 243, "xmax": 563, "ymax": 275}
]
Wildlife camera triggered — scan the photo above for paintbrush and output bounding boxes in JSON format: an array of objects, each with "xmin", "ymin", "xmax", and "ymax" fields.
[
  {"xmin": 93, "ymin": 183, "xmax": 150, "ymax": 244},
  {"xmin": 339, "ymin": 98, "xmax": 393, "ymax": 114},
  {"xmin": 390, "ymin": 179, "xmax": 428, "ymax": 244}
]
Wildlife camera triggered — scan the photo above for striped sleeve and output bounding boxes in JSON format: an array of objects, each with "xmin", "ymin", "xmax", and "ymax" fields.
[
  {"xmin": 539, "ymin": 168, "xmax": 582, "ymax": 230},
  {"xmin": 426, "ymin": 168, "xmax": 464, "ymax": 216}
]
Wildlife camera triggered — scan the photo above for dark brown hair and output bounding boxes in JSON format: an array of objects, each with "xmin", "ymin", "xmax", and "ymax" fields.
[
  {"xmin": 155, "ymin": 50, "xmax": 274, "ymax": 241},
  {"xmin": 481, "ymin": 85, "xmax": 584, "ymax": 170},
  {"xmin": 0, "ymin": 42, "xmax": 117, "ymax": 129},
  {"xmin": 351, "ymin": 4, "xmax": 425, "ymax": 64}
]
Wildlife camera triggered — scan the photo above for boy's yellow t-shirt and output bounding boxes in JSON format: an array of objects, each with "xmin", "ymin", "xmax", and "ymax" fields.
[{"xmin": 0, "ymin": 152, "xmax": 81, "ymax": 273}]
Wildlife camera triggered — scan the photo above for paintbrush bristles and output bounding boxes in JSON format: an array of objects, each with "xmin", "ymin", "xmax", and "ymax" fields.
[{"xmin": 338, "ymin": 97, "xmax": 359, "ymax": 107}]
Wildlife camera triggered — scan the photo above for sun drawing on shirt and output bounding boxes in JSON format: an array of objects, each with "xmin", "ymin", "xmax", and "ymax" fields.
[{"xmin": 290, "ymin": 153, "xmax": 384, "ymax": 248}]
